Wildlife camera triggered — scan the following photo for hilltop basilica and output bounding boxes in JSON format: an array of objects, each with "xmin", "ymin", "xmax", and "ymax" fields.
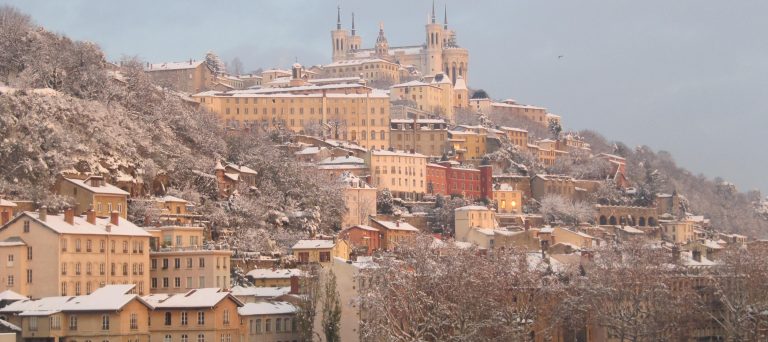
[{"xmin": 324, "ymin": 2, "xmax": 469, "ymax": 87}]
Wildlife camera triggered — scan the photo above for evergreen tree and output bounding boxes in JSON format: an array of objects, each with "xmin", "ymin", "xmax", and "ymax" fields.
[{"xmin": 322, "ymin": 270, "xmax": 342, "ymax": 342}]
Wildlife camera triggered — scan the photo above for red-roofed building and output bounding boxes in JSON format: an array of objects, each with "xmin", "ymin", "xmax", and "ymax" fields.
[{"xmin": 339, "ymin": 225, "xmax": 381, "ymax": 255}]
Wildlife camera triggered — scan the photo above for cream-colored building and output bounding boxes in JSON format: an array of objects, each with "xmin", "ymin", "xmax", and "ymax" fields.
[
  {"xmin": 499, "ymin": 126, "xmax": 529, "ymax": 148},
  {"xmin": 145, "ymin": 225, "xmax": 232, "ymax": 293},
  {"xmin": 661, "ymin": 220, "xmax": 695, "ymax": 244},
  {"xmin": 366, "ymin": 149, "xmax": 428, "ymax": 200},
  {"xmin": 389, "ymin": 119, "xmax": 449, "ymax": 158},
  {"xmin": 292, "ymin": 239, "xmax": 351, "ymax": 265},
  {"xmin": 454, "ymin": 205, "xmax": 503, "ymax": 249},
  {"xmin": 55, "ymin": 175, "xmax": 130, "ymax": 218},
  {"xmin": 491, "ymin": 99, "xmax": 549, "ymax": 125},
  {"xmin": 322, "ymin": 58, "xmax": 401, "ymax": 85},
  {"xmin": 193, "ymin": 66, "xmax": 391, "ymax": 150},
  {"xmin": 0, "ymin": 284, "xmax": 151, "ymax": 342},
  {"xmin": 341, "ymin": 173, "xmax": 377, "ymax": 227},
  {"xmin": 245, "ymin": 269, "xmax": 302, "ymax": 288},
  {"xmin": 145, "ymin": 59, "xmax": 215, "ymax": 94},
  {"xmin": 239, "ymin": 301, "xmax": 301, "ymax": 342},
  {"xmin": 369, "ymin": 219, "xmax": 420, "ymax": 251},
  {"xmin": 143, "ymin": 288, "xmax": 243, "ymax": 342},
  {"xmin": 448, "ymin": 127, "xmax": 487, "ymax": 161},
  {"xmin": 493, "ymin": 184, "xmax": 523, "ymax": 214},
  {"xmin": 390, "ymin": 78, "xmax": 454, "ymax": 119},
  {"xmin": 0, "ymin": 208, "xmax": 151, "ymax": 298}
]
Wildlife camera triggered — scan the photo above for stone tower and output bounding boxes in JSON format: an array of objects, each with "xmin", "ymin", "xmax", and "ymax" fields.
[
  {"xmin": 424, "ymin": 0, "xmax": 444, "ymax": 76},
  {"xmin": 349, "ymin": 12, "xmax": 362, "ymax": 51},
  {"xmin": 375, "ymin": 22, "xmax": 389, "ymax": 57},
  {"xmin": 331, "ymin": 6, "xmax": 349, "ymax": 62}
]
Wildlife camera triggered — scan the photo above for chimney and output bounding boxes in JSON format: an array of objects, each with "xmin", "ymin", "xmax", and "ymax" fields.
[
  {"xmin": 395, "ymin": 220, "xmax": 400, "ymax": 227},
  {"xmin": 38, "ymin": 206, "xmax": 47, "ymax": 222},
  {"xmin": 289, "ymin": 275, "xmax": 300, "ymax": 295},
  {"xmin": 86, "ymin": 208, "xmax": 96, "ymax": 225},
  {"xmin": 110, "ymin": 211, "xmax": 119, "ymax": 226},
  {"xmin": 64, "ymin": 207, "xmax": 74, "ymax": 225},
  {"xmin": 671, "ymin": 246, "xmax": 680, "ymax": 262},
  {"xmin": 105, "ymin": 224, "xmax": 112, "ymax": 233},
  {"xmin": 1, "ymin": 211, "xmax": 9, "ymax": 226}
]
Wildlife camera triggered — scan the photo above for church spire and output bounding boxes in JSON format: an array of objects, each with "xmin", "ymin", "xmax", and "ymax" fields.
[
  {"xmin": 336, "ymin": 5, "xmax": 341, "ymax": 30},
  {"xmin": 431, "ymin": 0, "xmax": 436, "ymax": 24},
  {"xmin": 443, "ymin": 4, "xmax": 448, "ymax": 29},
  {"xmin": 351, "ymin": 12, "xmax": 356, "ymax": 35}
]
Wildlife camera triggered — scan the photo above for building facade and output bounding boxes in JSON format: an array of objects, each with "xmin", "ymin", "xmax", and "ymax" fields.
[
  {"xmin": 389, "ymin": 118, "xmax": 449, "ymax": 157},
  {"xmin": 366, "ymin": 149, "xmax": 428, "ymax": 200}
]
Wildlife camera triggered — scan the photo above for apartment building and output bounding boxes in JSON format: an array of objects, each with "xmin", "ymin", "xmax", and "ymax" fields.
[
  {"xmin": 239, "ymin": 301, "xmax": 301, "ymax": 342},
  {"xmin": 143, "ymin": 288, "xmax": 243, "ymax": 342},
  {"xmin": 389, "ymin": 118, "xmax": 449, "ymax": 157},
  {"xmin": 55, "ymin": 175, "xmax": 130, "ymax": 218},
  {"xmin": 366, "ymin": 149, "xmax": 428, "ymax": 200},
  {"xmin": 0, "ymin": 208, "xmax": 151, "ymax": 298}
]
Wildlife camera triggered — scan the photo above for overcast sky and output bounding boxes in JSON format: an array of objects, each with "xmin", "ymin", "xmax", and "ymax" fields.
[{"xmin": 6, "ymin": 0, "xmax": 767, "ymax": 194}]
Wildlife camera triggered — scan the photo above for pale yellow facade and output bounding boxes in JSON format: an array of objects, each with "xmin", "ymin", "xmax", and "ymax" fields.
[
  {"xmin": 494, "ymin": 188, "xmax": 523, "ymax": 214},
  {"xmin": 56, "ymin": 176, "xmax": 129, "ymax": 218},
  {"xmin": 292, "ymin": 239, "xmax": 351, "ymax": 265},
  {"xmin": 661, "ymin": 220, "xmax": 695, "ymax": 244},
  {"xmin": 146, "ymin": 293, "xmax": 241, "ymax": 342},
  {"xmin": 449, "ymin": 130, "xmax": 487, "ymax": 161},
  {"xmin": 389, "ymin": 119, "xmax": 449, "ymax": 158},
  {"xmin": 323, "ymin": 58, "xmax": 401, "ymax": 84},
  {"xmin": 194, "ymin": 85, "xmax": 391, "ymax": 150},
  {"xmin": 390, "ymin": 80, "xmax": 453, "ymax": 118},
  {"xmin": 0, "ymin": 210, "xmax": 151, "ymax": 298},
  {"xmin": 342, "ymin": 178, "xmax": 377, "ymax": 228},
  {"xmin": 366, "ymin": 150, "xmax": 428, "ymax": 200}
]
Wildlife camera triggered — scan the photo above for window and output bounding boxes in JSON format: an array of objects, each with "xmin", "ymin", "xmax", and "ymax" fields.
[
  {"xmin": 69, "ymin": 315, "xmax": 78, "ymax": 330},
  {"xmin": 86, "ymin": 262, "xmax": 92, "ymax": 275},
  {"xmin": 197, "ymin": 334, "xmax": 205, "ymax": 342},
  {"xmin": 199, "ymin": 258, "xmax": 205, "ymax": 268},
  {"xmin": 187, "ymin": 277, "xmax": 193, "ymax": 288},
  {"xmin": 175, "ymin": 277, "xmax": 181, "ymax": 288},
  {"xmin": 27, "ymin": 246, "xmax": 32, "ymax": 260},
  {"xmin": 199, "ymin": 276, "xmax": 205, "ymax": 287},
  {"xmin": 6, "ymin": 254, "xmax": 12, "ymax": 263},
  {"xmin": 164, "ymin": 312, "xmax": 172, "ymax": 325},
  {"xmin": 181, "ymin": 311, "xmax": 188, "ymax": 325},
  {"xmin": 255, "ymin": 319, "xmax": 262, "ymax": 333},
  {"xmin": 50, "ymin": 315, "xmax": 61, "ymax": 329},
  {"xmin": 102, "ymin": 315, "xmax": 110, "ymax": 330},
  {"xmin": 197, "ymin": 311, "xmax": 205, "ymax": 325},
  {"xmin": 26, "ymin": 269, "xmax": 32, "ymax": 283},
  {"xmin": 163, "ymin": 278, "xmax": 169, "ymax": 288},
  {"xmin": 76, "ymin": 262, "xmax": 81, "ymax": 275},
  {"xmin": 86, "ymin": 240, "xmax": 92, "ymax": 252},
  {"xmin": 187, "ymin": 258, "xmax": 193, "ymax": 268},
  {"xmin": 75, "ymin": 239, "xmax": 81, "ymax": 252},
  {"xmin": 223, "ymin": 310, "xmax": 230, "ymax": 325},
  {"xmin": 7, "ymin": 275, "xmax": 14, "ymax": 287},
  {"xmin": 152, "ymin": 259, "xmax": 157, "ymax": 270},
  {"xmin": 100, "ymin": 263, "xmax": 105, "ymax": 275},
  {"xmin": 265, "ymin": 319, "xmax": 271, "ymax": 332},
  {"xmin": 276, "ymin": 318, "xmax": 282, "ymax": 332},
  {"xmin": 151, "ymin": 278, "xmax": 158, "ymax": 288},
  {"xmin": 162, "ymin": 258, "xmax": 169, "ymax": 269},
  {"xmin": 175, "ymin": 258, "xmax": 181, "ymax": 269},
  {"xmin": 130, "ymin": 313, "xmax": 138, "ymax": 330},
  {"xmin": 181, "ymin": 335, "xmax": 188, "ymax": 342},
  {"xmin": 62, "ymin": 263, "xmax": 67, "ymax": 275},
  {"xmin": 61, "ymin": 239, "xmax": 68, "ymax": 252},
  {"xmin": 29, "ymin": 316, "xmax": 38, "ymax": 331},
  {"xmin": 164, "ymin": 335, "xmax": 172, "ymax": 342},
  {"xmin": 122, "ymin": 241, "xmax": 128, "ymax": 253}
]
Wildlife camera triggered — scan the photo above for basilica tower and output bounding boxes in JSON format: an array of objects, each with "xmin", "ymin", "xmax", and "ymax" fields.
[
  {"xmin": 424, "ymin": 0, "xmax": 444, "ymax": 77},
  {"xmin": 331, "ymin": 6, "xmax": 350, "ymax": 62}
]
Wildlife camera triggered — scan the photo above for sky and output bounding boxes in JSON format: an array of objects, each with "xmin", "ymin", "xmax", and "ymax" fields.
[{"xmin": 5, "ymin": 0, "xmax": 767, "ymax": 195}]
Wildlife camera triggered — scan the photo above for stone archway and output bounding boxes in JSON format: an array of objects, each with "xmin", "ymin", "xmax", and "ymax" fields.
[
  {"xmin": 599, "ymin": 216, "xmax": 607, "ymax": 225},
  {"xmin": 609, "ymin": 216, "xmax": 617, "ymax": 225}
]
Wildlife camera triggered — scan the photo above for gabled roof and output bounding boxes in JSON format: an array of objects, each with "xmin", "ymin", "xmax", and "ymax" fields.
[
  {"xmin": 292, "ymin": 239, "xmax": 336, "ymax": 250},
  {"xmin": 146, "ymin": 60, "xmax": 205, "ymax": 71},
  {"xmin": 0, "ymin": 199, "xmax": 17, "ymax": 207},
  {"xmin": 343, "ymin": 225, "xmax": 379, "ymax": 232},
  {"xmin": 62, "ymin": 177, "xmax": 130, "ymax": 196},
  {"xmin": 370, "ymin": 219, "xmax": 419, "ymax": 232},
  {"xmin": 0, "ymin": 290, "xmax": 26, "ymax": 301},
  {"xmin": 7, "ymin": 212, "xmax": 151, "ymax": 237},
  {"xmin": 238, "ymin": 301, "xmax": 297, "ymax": 316},
  {"xmin": 246, "ymin": 268, "xmax": 303, "ymax": 279},
  {"xmin": 142, "ymin": 288, "xmax": 243, "ymax": 309},
  {"xmin": 455, "ymin": 205, "xmax": 491, "ymax": 212},
  {"xmin": 230, "ymin": 286, "xmax": 291, "ymax": 299},
  {"xmin": 0, "ymin": 285, "xmax": 148, "ymax": 316}
]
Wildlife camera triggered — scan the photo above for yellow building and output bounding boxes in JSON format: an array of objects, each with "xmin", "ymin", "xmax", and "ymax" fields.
[
  {"xmin": 341, "ymin": 173, "xmax": 377, "ymax": 227},
  {"xmin": 145, "ymin": 225, "xmax": 232, "ymax": 293},
  {"xmin": 239, "ymin": 301, "xmax": 301, "ymax": 342},
  {"xmin": 56, "ymin": 175, "xmax": 130, "ymax": 218},
  {"xmin": 499, "ymin": 126, "xmax": 529, "ymax": 148},
  {"xmin": 493, "ymin": 184, "xmax": 523, "ymax": 214},
  {"xmin": 390, "ymin": 79, "xmax": 453, "ymax": 118},
  {"xmin": 154, "ymin": 196, "xmax": 202, "ymax": 226},
  {"xmin": 291, "ymin": 239, "xmax": 351, "ymax": 265},
  {"xmin": 0, "ymin": 208, "xmax": 151, "ymax": 298},
  {"xmin": 454, "ymin": 205, "xmax": 503, "ymax": 249},
  {"xmin": 193, "ymin": 66, "xmax": 391, "ymax": 150},
  {"xmin": 145, "ymin": 59, "xmax": 215, "ymax": 94},
  {"xmin": 369, "ymin": 219, "xmax": 420, "ymax": 251},
  {"xmin": 0, "ymin": 199, "xmax": 16, "ymax": 225},
  {"xmin": 491, "ymin": 99, "xmax": 549, "ymax": 125},
  {"xmin": 661, "ymin": 220, "xmax": 695, "ymax": 244},
  {"xmin": 245, "ymin": 269, "xmax": 302, "ymax": 288},
  {"xmin": 365, "ymin": 149, "xmax": 428, "ymax": 200},
  {"xmin": 389, "ymin": 118, "xmax": 449, "ymax": 158},
  {"xmin": 448, "ymin": 127, "xmax": 487, "ymax": 161},
  {"xmin": 143, "ymin": 288, "xmax": 243, "ymax": 342},
  {"xmin": 322, "ymin": 58, "xmax": 401, "ymax": 85},
  {"xmin": 0, "ymin": 284, "xmax": 152, "ymax": 342}
]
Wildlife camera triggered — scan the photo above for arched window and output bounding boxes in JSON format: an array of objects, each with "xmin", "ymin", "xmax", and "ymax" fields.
[
  {"xmin": 361, "ymin": 130, "xmax": 367, "ymax": 140},
  {"xmin": 599, "ymin": 216, "xmax": 607, "ymax": 225},
  {"xmin": 638, "ymin": 217, "xmax": 646, "ymax": 226},
  {"xmin": 609, "ymin": 216, "xmax": 617, "ymax": 225},
  {"xmin": 648, "ymin": 217, "xmax": 657, "ymax": 226}
]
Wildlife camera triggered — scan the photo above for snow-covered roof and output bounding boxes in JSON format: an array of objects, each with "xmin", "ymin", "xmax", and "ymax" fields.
[
  {"xmin": 455, "ymin": 205, "xmax": 490, "ymax": 211},
  {"xmin": 230, "ymin": 286, "xmax": 291, "ymax": 298},
  {"xmin": 142, "ymin": 288, "xmax": 242, "ymax": 309},
  {"xmin": 0, "ymin": 199, "xmax": 17, "ymax": 207},
  {"xmin": 454, "ymin": 77, "xmax": 467, "ymax": 90},
  {"xmin": 344, "ymin": 225, "xmax": 379, "ymax": 232},
  {"xmin": 370, "ymin": 149, "xmax": 427, "ymax": 158},
  {"xmin": 295, "ymin": 146, "xmax": 323, "ymax": 155},
  {"xmin": 17, "ymin": 212, "xmax": 151, "ymax": 237},
  {"xmin": 146, "ymin": 60, "xmax": 205, "ymax": 71},
  {"xmin": 0, "ymin": 319, "xmax": 20, "ymax": 332},
  {"xmin": 159, "ymin": 195, "xmax": 188, "ymax": 203},
  {"xmin": 247, "ymin": 268, "xmax": 303, "ymax": 279},
  {"xmin": 0, "ymin": 290, "xmax": 26, "ymax": 301},
  {"xmin": 292, "ymin": 239, "xmax": 336, "ymax": 250},
  {"xmin": 391, "ymin": 80, "xmax": 439, "ymax": 89},
  {"xmin": 318, "ymin": 156, "xmax": 365, "ymax": 165},
  {"xmin": 63, "ymin": 177, "xmax": 130, "ymax": 196},
  {"xmin": 371, "ymin": 219, "xmax": 419, "ymax": 232},
  {"xmin": 539, "ymin": 227, "xmax": 555, "ymax": 234},
  {"xmin": 238, "ymin": 301, "xmax": 297, "ymax": 316},
  {"xmin": 0, "ymin": 237, "xmax": 25, "ymax": 247},
  {"xmin": 491, "ymin": 102, "xmax": 546, "ymax": 110},
  {"xmin": 325, "ymin": 58, "xmax": 395, "ymax": 67},
  {"xmin": 0, "ymin": 285, "xmax": 145, "ymax": 315}
]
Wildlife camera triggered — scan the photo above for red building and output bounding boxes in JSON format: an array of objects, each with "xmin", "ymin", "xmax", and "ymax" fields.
[
  {"xmin": 426, "ymin": 161, "xmax": 492, "ymax": 200},
  {"xmin": 339, "ymin": 225, "xmax": 381, "ymax": 255}
]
